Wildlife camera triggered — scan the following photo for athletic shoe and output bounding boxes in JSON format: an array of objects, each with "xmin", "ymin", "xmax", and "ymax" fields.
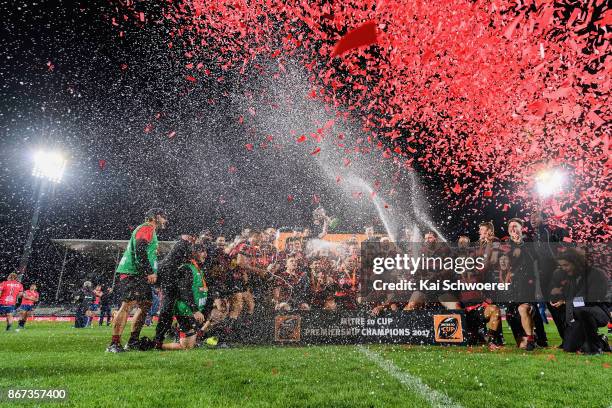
[
  {"xmin": 106, "ymin": 343, "xmax": 125, "ymax": 353},
  {"xmin": 124, "ymin": 339, "xmax": 141, "ymax": 351},
  {"xmin": 525, "ymin": 341, "xmax": 536, "ymax": 351}
]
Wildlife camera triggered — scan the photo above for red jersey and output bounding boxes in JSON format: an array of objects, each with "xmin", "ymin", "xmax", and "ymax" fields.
[
  {"xmin": 21, "ymin": 290, "xmax": 39, "ymax": 306},
  {"xmin": 0, "ymin": 280, "xmax": 24, "ymax": 306}
]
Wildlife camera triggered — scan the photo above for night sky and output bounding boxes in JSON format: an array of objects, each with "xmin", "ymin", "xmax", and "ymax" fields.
[{"xmin": 1, "ymin": 1, "xmax": 527, "ymax": 300}]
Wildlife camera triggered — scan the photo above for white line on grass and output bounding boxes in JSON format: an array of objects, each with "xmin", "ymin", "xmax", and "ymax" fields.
[{"xmin": 357, "ymin": 345, "xmax": 463, "ymax": 408}]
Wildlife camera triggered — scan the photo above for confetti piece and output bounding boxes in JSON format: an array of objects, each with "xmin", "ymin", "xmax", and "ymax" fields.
[{"xmin": 331, "ymin": 20, "xmax": 378, "ymax": 57}]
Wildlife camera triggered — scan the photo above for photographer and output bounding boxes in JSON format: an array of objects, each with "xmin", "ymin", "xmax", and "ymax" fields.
[
  {"xmin": 74, "ymin": 281, "xmax": 94, "ymax": 329},
  {"xmin": 550, "ymin": 249, "xmax": 610, "ymax": 354}
]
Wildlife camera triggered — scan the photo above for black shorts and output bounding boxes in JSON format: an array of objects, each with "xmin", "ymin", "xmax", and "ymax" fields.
[
  {"xmin": 118, "ymin": 275, "xmax": 152, "ymax": 303},
  {"xmin": 465, "ymin": 304, "xmax": 487, "ymax": 329},
  {"xmin": 175, "ymin": 315, "xmax": 198, "ymax": 337}
]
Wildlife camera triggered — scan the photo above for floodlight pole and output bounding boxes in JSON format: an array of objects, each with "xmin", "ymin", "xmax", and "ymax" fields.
[
  {"xmin": 18, "ymin": 183, "xmax": 46, "ymax": 279},
  {"xmin": 54, "ymin": 245, "xmax": 69, "ymax": 301}
]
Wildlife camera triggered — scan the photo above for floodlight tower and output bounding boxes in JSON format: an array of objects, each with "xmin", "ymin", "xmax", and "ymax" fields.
[{"xmin": 18, "ymin": 150, "xmax": 67, "ymax": 277}]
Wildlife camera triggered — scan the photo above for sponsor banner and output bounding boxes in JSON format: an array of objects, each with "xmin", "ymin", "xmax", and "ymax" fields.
[
  {"xmin": 0, "ymin": 316, "xmax": 76, "ymax": 322},
  {"xmin": 273, "ymin": 310, "xmax": 466, "ymax": 345}
]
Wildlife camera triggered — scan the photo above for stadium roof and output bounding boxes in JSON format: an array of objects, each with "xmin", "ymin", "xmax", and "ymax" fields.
[{"xmin": 51, "ymin": 239, "xmax": 176, "ymax": 261}]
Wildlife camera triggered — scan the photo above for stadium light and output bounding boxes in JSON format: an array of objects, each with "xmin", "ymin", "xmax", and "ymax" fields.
[
  {"xmin": 18, "ymin": 149, "xmax": 67, "ymax": 277},
  {"xmin": 535, "ymin": 168, "xmax": 565, "ymax": 198},
  {"xmin": 32, "ymin": 150, "xmax": 67, "ymax": 183}
]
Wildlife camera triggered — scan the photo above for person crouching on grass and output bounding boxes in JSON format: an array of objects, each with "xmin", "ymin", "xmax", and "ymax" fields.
[{"xmin": 159, "ymin": 244, "xmax": 207, "ymax": 350}]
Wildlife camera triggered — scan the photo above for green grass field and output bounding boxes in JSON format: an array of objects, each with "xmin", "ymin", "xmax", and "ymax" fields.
[{"xmin": 0, "ymin": 323, "xmax": 610, "ymax": 408}]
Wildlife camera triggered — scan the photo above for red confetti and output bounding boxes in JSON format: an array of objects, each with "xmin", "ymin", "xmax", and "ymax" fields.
[
  {"xmin": 111, "ymin": 0, "xmax": 609, "ymax": 241},
  {"xmin": 297, "ymin": 135, "xmax": 307, "ymax": 143},
  {"xmin": 310, "ymin": 147, "xmax": 321, "ymax": 155},
  {"xmin": 245, "ymin": 143, "xmax": 254, "ymax": 151},
  {"xmin": 98, "ymin": 159, "xmax": 106, "ymax": 170},
  {"xmin": 331, "ymin": 21, "xmax": 378, "ymax": 57},
  {"xmin": 185, "ymin": 75, "xmax": 197, "ymax": 82}
]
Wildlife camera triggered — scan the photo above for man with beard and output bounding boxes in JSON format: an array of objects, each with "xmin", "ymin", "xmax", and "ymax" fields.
[{"xmin": 106, "ymin": 208, "xmax": 167, "ymax": 353}]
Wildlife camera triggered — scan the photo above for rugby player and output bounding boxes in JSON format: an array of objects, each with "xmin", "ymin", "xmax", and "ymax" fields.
[
  {"xmin": 106, "ymin": 208, "xmax": 167, "ymax": 353},
  {"xmin": 17, "ymin": 284, "xmax": 39, "ymax": 329},
  {"xmin": 500, "ymin": 218, "xmax": 546, "ymax": 351},
  {"xmin": 0, "ymin": 273, "xmax": 23, "ymax": 331},
  {"xmin": 273, "ymin": 256, "xmax": 310, "ymax": 311},
  {"xmin": 87, "ymin": 285, "xmax": 103, "ymax": 327}
]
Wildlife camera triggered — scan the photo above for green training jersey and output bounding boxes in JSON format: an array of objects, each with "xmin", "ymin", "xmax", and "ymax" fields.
[
  {"xmin": 116, "ymin": 223, "xmax": 159, "ymax": 275},
  {"xmin": 174, "ymin": 262, "xmax": 208, "ymax": 317}
]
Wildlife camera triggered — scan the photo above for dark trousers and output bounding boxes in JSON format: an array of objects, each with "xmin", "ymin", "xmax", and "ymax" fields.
[
  {"xmin": 532, "ymin": 305, "xmax": 548, "ymax": 345},
  {"xmin": 153, "ymin": 284, "xmax": 178, "ymax": 343},
  {"xmin": 547, "ymin": 302, "xmax": 566, "ymax": 339},
  {"xmin": 563, "ymin": 306, "xmax": 609, "ymax": 353},
  {"xmin": 74, "ymin": 307, "xmax": 88, "ymax": 328},
  {"xmin": 99, "ymin": 305, "xmax": 112, "ymax": 326}
]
